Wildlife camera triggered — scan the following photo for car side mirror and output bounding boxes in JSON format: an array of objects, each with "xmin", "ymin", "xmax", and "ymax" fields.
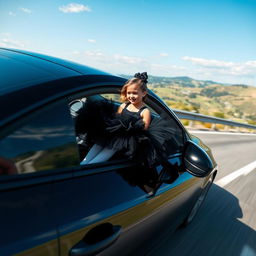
[{"xmin": 183, "ymin": 140, "xmax": 214, "ymax": 177}]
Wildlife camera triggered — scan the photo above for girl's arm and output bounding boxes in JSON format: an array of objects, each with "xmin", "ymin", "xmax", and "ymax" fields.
[
  {"xmin": 141, "ymin": 108, "xmax": 151, "ymax": 130},
  {"xmin": 117, "ymin": 103, "xmax": 126, "ymax": 114}
]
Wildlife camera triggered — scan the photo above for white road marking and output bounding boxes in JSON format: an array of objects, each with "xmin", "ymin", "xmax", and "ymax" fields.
[
  {"xmin": 215, "ymin": 160, "xmax": 256, "ymax": 187},
  {"xmin": 190, "ymin": 131, "xmax": 256, "ymax": 136}
]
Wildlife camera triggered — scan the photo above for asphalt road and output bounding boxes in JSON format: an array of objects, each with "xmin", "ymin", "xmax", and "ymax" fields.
[{"xmin": 147, "ymin": 131, "xmax": 256, "ymax": 256}]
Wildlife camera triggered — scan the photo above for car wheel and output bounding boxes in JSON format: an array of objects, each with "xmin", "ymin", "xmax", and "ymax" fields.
[{"xmin": 181, "ymin": 173, "xmax": 215, "ymax": 227}]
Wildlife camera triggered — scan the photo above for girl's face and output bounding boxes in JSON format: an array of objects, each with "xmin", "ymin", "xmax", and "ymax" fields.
[{"xmin": 126, "ymin": 83, "xmax": 146, "ymax": 106}]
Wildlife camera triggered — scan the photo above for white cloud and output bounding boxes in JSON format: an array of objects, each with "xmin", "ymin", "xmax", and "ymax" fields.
[
  {"xmin": 160, "ymin": 53, "xmax": 169, "ymax": 57},
  {"xmin": 72, "ymin": 50, "xmax": 80, "ymax": 55},
  {"xmin": 182, "ymin": 56, "xmax": 256, "ymax": 77},
  {"xmin": 8, "ymin": 11, "xmax": 16, "ymax": 16},
  {"xmin": 1, "ymin": 33, "xmax": 11, "ymax": 36},
  {"xmin": 182, "ymin": 56, "xmax": 235, "ymax": 68},
  {"xmin": 152, "ymin": 63, "xmax": 186, "ymax": 71},
  {"xmin": 19, "ymin": 7, "xmax": 32, "ymax": 14},
  {"xmin": 70, "ymin": 51, "xmax": 186, "ymax": 77},
  {"xmin": 181, "ymin": 56, "xmax": 256, "ymax": 85},
  {"xmin": 246, "ymin": 61, "xmax": 256, "ymax": 68},
  {"xmin": 85, "ymin": 50, "xmax": 103, "ymax": 57},
  {"xmin": 69, "ymin": 51, "xmax": 256, "ymax": 85},
  {"xmin": 87, "ymin": 39, "xmax": 96, "ymax": 43},
  {"xmin": 0, "ymin": 38, "xmax": 25, "ymax": 48},
  {"xmin": 113, "ymin": 54, "xmax": 146, "ymax": 65},
  {"xmin": 59, "ymin": 3, "xmax": 91, "ymax": 13}
]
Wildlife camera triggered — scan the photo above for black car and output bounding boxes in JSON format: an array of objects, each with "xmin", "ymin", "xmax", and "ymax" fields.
[{"xmin": 0, "ymin": 48, "xmax": 217, "ymax": 256}]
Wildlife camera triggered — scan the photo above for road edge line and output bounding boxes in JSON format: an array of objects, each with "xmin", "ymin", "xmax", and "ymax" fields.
[{"xmin": 215, "ymin": 160, "xmax": 256, "ymax": 187}]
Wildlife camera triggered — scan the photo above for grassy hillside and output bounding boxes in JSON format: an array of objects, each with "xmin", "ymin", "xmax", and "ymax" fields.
[{"xmin": 121, "ymin": 75, "xmax": 256, "ymax": 125}]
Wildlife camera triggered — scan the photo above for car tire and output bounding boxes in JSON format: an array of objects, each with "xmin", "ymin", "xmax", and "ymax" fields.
[{"xmin": 180, "ymin": 173, "xmax": 215, "ymax": 228}]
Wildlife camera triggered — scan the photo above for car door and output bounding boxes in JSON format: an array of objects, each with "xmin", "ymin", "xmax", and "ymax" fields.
[
  {"xmin": 0, "ymin": 100, "xmax": 80, "ymax": 256},
  {"xmin": 56, "ymin": 89, "xmax": 204, "ymax": 256}
]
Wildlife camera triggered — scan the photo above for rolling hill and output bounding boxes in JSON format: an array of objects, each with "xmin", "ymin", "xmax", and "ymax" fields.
[{"xmin": 121, "ymin": 75, "xmax": 256, "ymax": 125}]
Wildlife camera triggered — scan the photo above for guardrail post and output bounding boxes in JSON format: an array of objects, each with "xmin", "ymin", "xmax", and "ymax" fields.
[
  {"xmin": 211, "ymin": 123, "xmax": 216, "ymax": 130},
  {"xmin": 188, "ymin": 120, "xmax": 194, "ymax": 128}
]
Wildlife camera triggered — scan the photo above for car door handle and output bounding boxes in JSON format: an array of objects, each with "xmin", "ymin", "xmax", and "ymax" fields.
[{"xmin": 69, "ymin": 223, "xmax": 122, "ymax": 256}]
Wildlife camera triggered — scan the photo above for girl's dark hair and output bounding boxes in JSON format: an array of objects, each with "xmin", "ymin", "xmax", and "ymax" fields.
[{"xmin": 120, "ymin": 72, "xmax": 148, "ymax": 102}]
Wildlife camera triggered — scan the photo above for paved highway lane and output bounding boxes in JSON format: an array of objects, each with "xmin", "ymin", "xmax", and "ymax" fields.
[
  {"xmin": 147, "ymin": 131, "xmax": 256, "ymax": 256},
  {"xmin": 192, "ymin": 131, "xmax": 256, "ymax": 180}
]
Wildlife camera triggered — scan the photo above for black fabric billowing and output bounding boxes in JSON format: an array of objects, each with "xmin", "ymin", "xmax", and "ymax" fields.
[
  {"xmin": 105, "ymin": 110, "xmax": 150, "ymax": 161},
  {"xmin": 76, "ymin": 99, "xmax": 175, "ymax": 166},
  {"xmin": 75, "ymin": 99, "xmax": 117, "ymax": 146}
]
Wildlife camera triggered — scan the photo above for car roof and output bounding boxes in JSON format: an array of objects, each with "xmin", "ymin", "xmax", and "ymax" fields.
[
  {"xmin": 0, "ymin": 48, "xmax": 126, "ymax": 127},
  {"xmin": 0, "ymin": 48, "xmax": 112, "ymax": 96}
]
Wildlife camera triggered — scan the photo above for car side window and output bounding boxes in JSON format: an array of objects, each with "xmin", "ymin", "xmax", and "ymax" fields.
[
  {"xmin": 70, "ymin": 93, "xmax": 121, "ymax": 164},
  {"xmin": 0, "ymin": 101, "xmax": 79, "ymax": 175},
  {"xmin": 70, "ymin": 92, "xmax": 184, "ymax": 165},
  {"xmin": 162, "ymin": 115, "xmax": 184, "ymax": 155}
]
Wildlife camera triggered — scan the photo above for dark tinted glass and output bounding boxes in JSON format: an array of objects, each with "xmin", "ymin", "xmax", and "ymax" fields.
[
  {"xmin": 0, "ymin": 101, "xmax": 79, "ymax": 175},
  {"xmin": 164, "ymin": 115, "xmax": 184, "ymax": 154}
]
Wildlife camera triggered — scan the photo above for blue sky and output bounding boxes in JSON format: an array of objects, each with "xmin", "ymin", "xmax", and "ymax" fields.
[{"xmin": 1, "ymin": 0, "xmax": 256, "ymax": 86}]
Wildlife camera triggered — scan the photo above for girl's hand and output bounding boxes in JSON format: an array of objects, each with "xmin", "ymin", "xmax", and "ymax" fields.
[{"xmin": 141, "ymin": 108, "xmax": 151, "ymax": 130}]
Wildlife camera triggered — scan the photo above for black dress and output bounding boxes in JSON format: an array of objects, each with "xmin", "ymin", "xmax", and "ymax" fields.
[
  {"xmin": 105, "ymin": 103, "xmax": 175, "ymax": 166},
  {"xmin": 76, "ymin": 100, "xmax": 175, "ymax": 167}
]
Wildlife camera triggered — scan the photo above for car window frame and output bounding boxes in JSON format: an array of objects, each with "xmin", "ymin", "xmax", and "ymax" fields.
[
  {"xmin": 69, "ymin": 86, "xmax": 187, "ymax": 162},
  {"xmin": 0, "ymin": 84, "xmax": 188, "ymax": 189}
]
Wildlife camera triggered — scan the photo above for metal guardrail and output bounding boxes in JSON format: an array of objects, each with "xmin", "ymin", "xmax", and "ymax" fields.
[{"xmin": 173, "ymin": 109, "xmax": 256, "ymax": 130}]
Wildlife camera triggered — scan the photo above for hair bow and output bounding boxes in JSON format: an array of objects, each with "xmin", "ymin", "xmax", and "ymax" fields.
[{"xmin": 134, "ymin": 72, "xmax": 148, "ymax": 84}]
